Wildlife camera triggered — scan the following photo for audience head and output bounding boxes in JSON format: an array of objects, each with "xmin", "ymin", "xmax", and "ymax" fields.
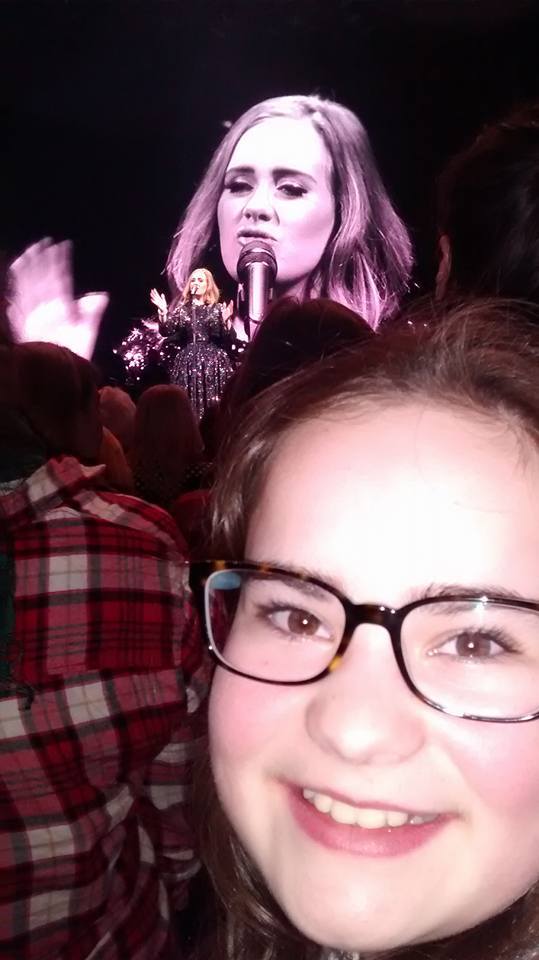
[
  {"xmin": 98, "ymin": 427, "xmax": 134, "ymax": 494},
  {"xmin": 0, "ymin": 345, "xmax": 47, "ymax": 478},
  {"xmin": 167, "ymin": 94, "xmax": 412, "ymax": 326},
  {"xmin": 226, "ymin": 297, "xmax": 374, "ymax": 413},
  {"xmin": 131, "ymin": 384, "xmax": 203, "ymax": 483},
  {"xmin": 436, "ymin": 102, "xmax": 539, "ymax": 303},
  {"xmin": 194, "ymin": 299, "xmax": 539, "ymax": 959},
  {"xmin": 0, "ymin": 345, "xmax": 16, "ymax": 414},
  {"xmin": 99, "ymin": 385, "xmax": 136, "ymax": 454},
  {"xmin": 13, "ymin": 341, "xmax": 102, "ymax": 463},
  {"xmin": 0, "ymin": 251, "xmax": 13, "ymax": 346},
  {"xmin": 198, "ymin": 402, "xmax": 223, "ymax": 464}
]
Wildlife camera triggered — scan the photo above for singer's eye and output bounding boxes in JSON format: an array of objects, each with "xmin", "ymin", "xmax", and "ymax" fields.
[
  {"xmin": 225, "ymin": 179, "xmax": 252, "ymax": 195},
  {"xmin": 279, "ymin": 182, "xmax": 308, "ymax": 198}
]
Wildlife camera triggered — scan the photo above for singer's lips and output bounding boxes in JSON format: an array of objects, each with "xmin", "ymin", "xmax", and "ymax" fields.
[{"xmin": 237, "ymin": 230, "xmax": 277, "ymax": 243}]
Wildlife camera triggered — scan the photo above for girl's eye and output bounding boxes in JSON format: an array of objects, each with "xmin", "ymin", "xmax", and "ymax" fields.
[
  {"xmin": 267, "ymin": 607, "xmax": 332, "ymax": 641},
  {"xmin": 431, "ymin": 630, "xmax": 514, "ymax": 660},
  {"xmin": 278, "ymin": 182, "xmax": 307, "ymax": 198}
]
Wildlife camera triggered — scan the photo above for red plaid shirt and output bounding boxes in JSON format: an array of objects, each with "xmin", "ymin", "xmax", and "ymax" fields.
[{"xmin": 0, "ymin": 457, "xmax": 208, "ymax": 960}]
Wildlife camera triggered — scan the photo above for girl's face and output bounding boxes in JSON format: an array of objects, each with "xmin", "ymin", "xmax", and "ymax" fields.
[
  {"xmin": 217, "ymin": 117, "xmax": 335, "ymax": 298},
  {"xmin": 190, "ymin": 270, "xmax": 208, "ymax": 298},
  {"xmin": 210, "ymin": 402, "xmax": 539, "ymax": 953}
]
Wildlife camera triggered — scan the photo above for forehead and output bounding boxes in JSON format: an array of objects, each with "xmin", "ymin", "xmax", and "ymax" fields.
[
  {"xmin": 246, "ymin": 403, "xmax": 539, "ymax": 602},
  {"xmin": 227, "ymin": 116, "xmax": 332, "ymax": 179},
  {"xmin": 191, "ymin": 271, "xmax": 206, "ymax": 280}
]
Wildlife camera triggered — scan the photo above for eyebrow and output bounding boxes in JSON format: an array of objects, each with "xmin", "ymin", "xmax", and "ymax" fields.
[
  {"xmin": 244, "ymin": 562, "xmax": 536, "ymax": 607},
  {"xmin": 224, "ymin": 165, "xmax": 317, "ymax": 185},
  {"xmin": 244, "ymin": 560, "xmax": 342, "ymax": 599},
  {"xmin": 415, "ymin": 583, "xmax": 535, "ymax": 604}
]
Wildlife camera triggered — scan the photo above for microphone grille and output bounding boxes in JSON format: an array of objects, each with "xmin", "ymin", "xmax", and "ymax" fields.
[{"xmin": 237, "ymin": 239, "xmax": 277, "ymax": 278}]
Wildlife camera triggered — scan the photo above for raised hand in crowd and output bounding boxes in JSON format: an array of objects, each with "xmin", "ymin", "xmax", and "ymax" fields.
[{"xmin": 7, "ymin": 237, "xmax": 108, "ymax": 359}]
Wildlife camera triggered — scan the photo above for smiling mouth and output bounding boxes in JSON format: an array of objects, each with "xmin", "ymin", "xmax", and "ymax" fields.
[{"xmin": 302, "ymin": 789, "xmax": 439, "ymax": 829}]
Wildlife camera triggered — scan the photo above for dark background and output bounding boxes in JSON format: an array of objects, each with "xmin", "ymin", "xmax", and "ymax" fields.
[{"xmin": 2, "ymin": 0, "xmax": 539, "ymax": 364}]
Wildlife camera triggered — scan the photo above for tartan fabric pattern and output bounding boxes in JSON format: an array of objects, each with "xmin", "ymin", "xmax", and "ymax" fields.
[
  {"xmin": 0, "ymin": 457, "xmax": 208, "ymax": 959},
  {"xmin": 0, "ymin": 551, "xmax": 14, "ymax": 688}
]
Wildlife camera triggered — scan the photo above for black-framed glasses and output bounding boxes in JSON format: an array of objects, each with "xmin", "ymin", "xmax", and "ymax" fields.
[{"xmin": 189, "ymin": 561, "xmax": 539, "ymax": 723}]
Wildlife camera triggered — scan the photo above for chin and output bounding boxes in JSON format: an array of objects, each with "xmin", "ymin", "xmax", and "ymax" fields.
[
  {"xmin": 278, "ymin": 889, "xmax": 444, "ymax": 956},
  {"xmin": 294, "ymin": 919, "xmax": 429, "ymax": 956},
  {"xmin": 274, "ymin": 278, "xmax": 308, "ymax": 299}
]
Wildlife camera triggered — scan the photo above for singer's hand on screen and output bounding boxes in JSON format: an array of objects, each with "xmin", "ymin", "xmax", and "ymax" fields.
[
  {"xmin": 221, "ymin": 300, "xmax": 234, "ymax": 325},
  {"xmin": 7, "ymin": 237, "xmax": 108, "ymax": 360}
]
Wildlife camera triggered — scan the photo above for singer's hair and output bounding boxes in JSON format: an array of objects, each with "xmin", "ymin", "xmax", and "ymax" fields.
[
  {"xmin": 181, "ymin": 267, "xmax": 220, "ymax": 305},
  {"xmin": 166, "ymin": 94, "xmax": 413, "ymax": 328},
  {"xmin": 195, "ymin": 299, "xmax": 539, "ymax": 960},
  {"xmin": 437, "ymin": 101, "xmax": 539, "ymax": 303}
]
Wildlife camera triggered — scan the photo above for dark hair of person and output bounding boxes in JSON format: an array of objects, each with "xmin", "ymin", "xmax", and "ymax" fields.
[
  {"xmin": 12, "ymin": 341, "xmax": 101, "ymax": 462},
  {"xmin": 0, "ymin": 314, "xmax": 12, "ymax": 348},
  {"xmin": 224, "ymin": 297, "xmax": 374, "ymax": 416},
  {"xmin": 437, "ymin": 102, "xmax": 539, "ymax": 303},
  {"xmin": 194, "ymin": 299, "xmax": 539, "ymax": 960},
  {"xmin": 0, "ymin": 251, "xmax": 13, "ymax": 346},
  {"xmin": 0, "ymin": 347, "xmax": 47, "ymax": 482},
  {"xmin": 99, "ymin": 385, "xmax": 136, "ymax": 454},
  {"xmin": 198, "ymin": 402, "xmax": 223, "ymax": 465},
  {"xmin": 0, "ymin": 345, "xmax": 16, "ymax": 408},
  {"xmin": 129, "ymin": 385, "xmax": 203, "ymax": 507}
]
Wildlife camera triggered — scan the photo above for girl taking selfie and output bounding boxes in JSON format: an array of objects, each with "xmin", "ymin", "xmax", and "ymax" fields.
[{"xmin": 191, "ymin": 299, "xmax": 539, "ymax": 960}]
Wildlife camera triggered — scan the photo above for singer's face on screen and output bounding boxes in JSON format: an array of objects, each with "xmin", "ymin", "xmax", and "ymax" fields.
[{"xmin": 217, "ymin": 117, "xmax": 336, "ymax": 298}]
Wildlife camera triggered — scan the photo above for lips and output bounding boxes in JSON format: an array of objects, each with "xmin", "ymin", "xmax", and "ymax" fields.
[
  {"xmin": 287, "ymin": 785, "xmax": 451, "ymax": 857},
  {"xmin": 237, "ymin": 231, "xmax": 277, "ymax": 244}
]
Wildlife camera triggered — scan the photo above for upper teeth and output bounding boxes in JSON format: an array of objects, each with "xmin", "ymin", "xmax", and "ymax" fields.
[{"xmin": 302, "ymin": 789, "xmax": 437, "ymax": 828}]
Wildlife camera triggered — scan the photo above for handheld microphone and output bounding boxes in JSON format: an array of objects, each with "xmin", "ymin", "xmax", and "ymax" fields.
[{"xmin": 237, "ymin": 239, "xmax": 277, "ymax": 332}]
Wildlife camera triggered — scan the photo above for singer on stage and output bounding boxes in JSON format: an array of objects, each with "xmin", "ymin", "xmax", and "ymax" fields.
[{"xmin": 152, "ymin": 268, "xmax": 233, "ymax": 418}]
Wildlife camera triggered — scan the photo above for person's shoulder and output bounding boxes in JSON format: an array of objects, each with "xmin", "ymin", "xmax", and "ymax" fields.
[{"xmin": 95, "ymin": 490, "xmax": 189, "ymax": 553}]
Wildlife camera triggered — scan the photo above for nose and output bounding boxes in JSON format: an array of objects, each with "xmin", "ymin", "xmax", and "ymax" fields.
[
  {"xmin": 242, "ymin": 182, "xmax": 275, "ymax": 223},
  {"xmin": 306, "ymin": 626, "xmax": 428, "ymax": 767}
]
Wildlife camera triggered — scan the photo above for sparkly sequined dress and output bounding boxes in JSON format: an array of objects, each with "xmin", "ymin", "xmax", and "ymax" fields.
[{"xmin": 161, "ymin": 302, "xmax": 233, "ymax": 418}]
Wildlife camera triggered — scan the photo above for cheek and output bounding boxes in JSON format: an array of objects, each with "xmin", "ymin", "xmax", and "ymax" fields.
[
  {"xmin": 449, "ymin": 722, "xmax": 539, "ymax": 816},
  {"xmin": 217, "ymin": 194, "xmax": 238, "ymax": 235},
  {"xmin": 284, "ymin": 197, "xmax": 335, "ymax": 252},
  {"xmin": 209, "ymin": 669, "xmax": 303, "ymax": 767}
]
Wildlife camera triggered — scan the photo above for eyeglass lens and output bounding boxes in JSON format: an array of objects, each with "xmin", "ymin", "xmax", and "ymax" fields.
[{"xmin": 206, "ymin": 569, "xmax": 539, "ymax": 719}]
